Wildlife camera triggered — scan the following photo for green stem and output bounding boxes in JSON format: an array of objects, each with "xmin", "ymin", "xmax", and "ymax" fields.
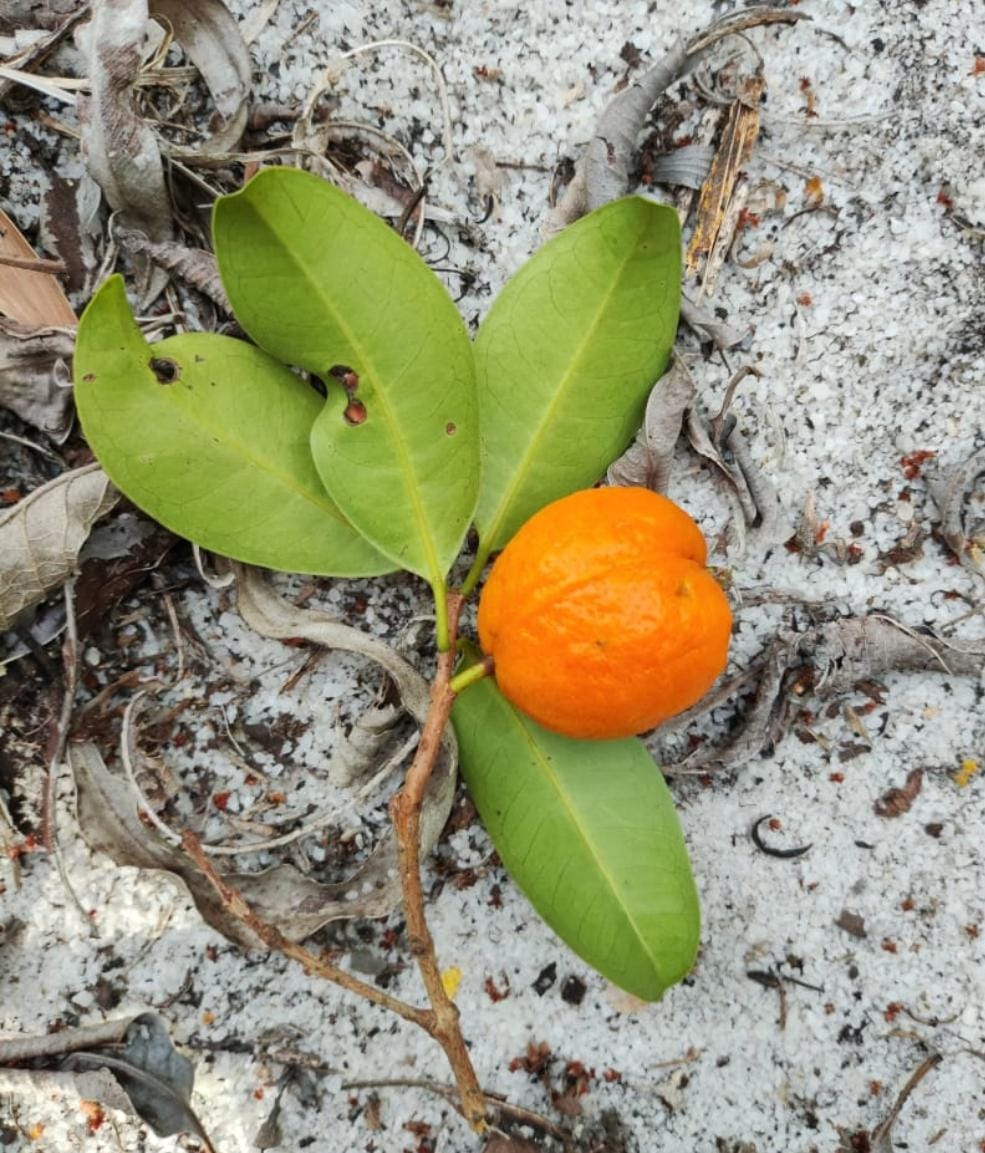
[
  {"xmin": 460, "ymin": 546, "xmax": 490, "ymax": 598},
  {"xmin": 431, "ymin": 580, "xmax": 450, "ymax": 652},
  {"xmin": 448, "ymin": 656, "xmax": 494, "ymax": 696}
]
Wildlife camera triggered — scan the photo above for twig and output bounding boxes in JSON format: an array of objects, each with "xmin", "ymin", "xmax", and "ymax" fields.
[
  {"xmin": 0, "ymin": 253, "xmax": 67, "ymax": 275},
  {"xmin": 180, "ymin": 830, "xmax": 430, "ymax": 1029},
  {"xmin": 179, "ymin": 588, "xmax": 487, "ymax": 1131},
  {"xmin": 342, "ymin": 1077, "xmax": 571, "ymax": 1144},
  {"xmin": 869, "ymin": 1052, "xmax": 942, "ymax": 1152},
  {"xmin": 390, "ymin": 591, "xmax": 487, "ymax": 1129}
]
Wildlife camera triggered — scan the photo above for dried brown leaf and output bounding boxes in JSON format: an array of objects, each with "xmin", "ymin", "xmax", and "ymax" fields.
[
  {"xmin": 607, "ymin": 361, "xmax": 695, "ymax": 493},
  {"xmin": 928, "ymin": 446, "xmax": 985, "ymax": 578},
  {"xmin": 0, "ymin": 206, "xmax": 77, "ymax": 327},
  {"xmin": 874, "ymin": 768, "xmax": 923, "ymax": 819},
  {"xmin": 78, "ymin": 0, "xmax": 174, "ymax": 300},
  {"xmin": 0, "ymin": 1014, "xmax": 211, "ymax": 1146},
  {"xmin": 0, "ymin": 316, "xmax": 75, "ymax": 438},
  {"xmin": 72, "ymin": 712, "xmax": 450, "ymax": 946},
  {"xmin": 116, "ymin": 229, "xmax": 231, "ymax": 310},
  {"xmin": 149, "ymin": 0, "xmax": 252, "ymax": 157},
  {"xmin": 39, "ymin": 173, "xmax": 104, "ymax": 300},
  {"xmin": 665, "ymin": 618, "xmax": 985, "ymax": 775},
  {"xmin": 547, "ymin": 7, "xmax": 809, "ymax": 232},
  {"xmin": 0, "ymin": 464, "xmax": 119, "ymax": 631},
  {"xmin": 686, "ymin": 75, "xmax": 765, "ymax": 281}
]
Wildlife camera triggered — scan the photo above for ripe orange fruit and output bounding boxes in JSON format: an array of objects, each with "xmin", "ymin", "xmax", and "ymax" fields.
[{"xmin": 477, "ymin": 487, "xmax": 732, "ymax": 740}]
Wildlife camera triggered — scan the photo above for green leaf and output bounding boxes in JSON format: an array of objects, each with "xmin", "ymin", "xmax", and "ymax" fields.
[
  {"xmin": 74, "ymin": 276, "xmax": 392, "ymax": 576},
  {"xmin": 465, "ymin": 197, "xmax": 680, "ymax": 589},
  {"xmin": 212, "ymin": 168, "xmax": 479, "ymax": 590},
  {"xmin": 452, "ymin": 669, "xmax": 699, "ymax": 1001}
]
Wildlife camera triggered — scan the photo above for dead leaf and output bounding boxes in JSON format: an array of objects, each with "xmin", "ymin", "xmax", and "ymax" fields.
[
  {"xmin": 0, "ymin": 316, "xmax": 76, "ymax": 438},
  {"xmin": 686, "ymin": 74, "xmax": 765, "ymax": 282},
  {"xmin": 77, "ymin": 0, "xmax": 174, "ymax": 300},
  {"xmin": 68, "ymin": 569, "xmax": 456, "ymax": 945},
  {"xmin": 928, "ymin": 446, "xmax": 985, "ymax": 578},
  {"xmin": 607, "ymin": 361, "xmax": 695, "ymax": 493},
  {"xmin": 665, "ymin": 618, "xmax": 985, "ymax": 775},
  {"xmin": 547, "ymin": 7, "xmax": 809, "ymax": 232},
  {"xmin": 71, "ymin": 604, "xmax": 455, "ymax": 944},
  {"xmin": 0, "ymin": 1014, "xmax": 212, "ymax": 1147},
  {"xmin": 874, "ymin": 768, "xmax": 923, "ymax": 819},
  {"xmin": 116, "ymin": 229, "xmax": 231, "ymax": 310},
  {"xmin": 0, "ymin": 206, "xmax": 77, "ymax": 327},
  {"xmin": 0, "ymin": 464, "xmax": 119, "ymax": 631},
  {"xmin": 150, "ymin": 0, "xmax": 252, "ymax": 157},
  {"xmin": 834, "ymin": 910, "xmax": 867, "ymax": 939},
  {"xmin": 39, "ymin": 173, "xmax": 104, "ymax": 300}
]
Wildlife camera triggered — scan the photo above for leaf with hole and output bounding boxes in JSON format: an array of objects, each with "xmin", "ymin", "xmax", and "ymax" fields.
[
  {"xmin": 452, "ymin": 667, "xmax": 699, "ymax": 1001},
  {"xmin": 73, "ymin": 276, "xmax": 391, "ymax": 576},
  {"xmin": 213, "ymin": 167, "xmax": 479, "ymax": 591},
  {"xmin": 466, "ymin": 196, "xmax": 680, "ymax": 587}
]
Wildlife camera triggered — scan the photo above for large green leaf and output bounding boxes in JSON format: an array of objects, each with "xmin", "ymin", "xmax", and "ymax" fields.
[
  {"xmin": 452, "ymin": 670, "xmax": 699, "ymax": 1001},
  {"xmin": 74, "ymin": 276, "xmax": 391, "ymax": 576},
  {"xmin": 212, "ymin": 168, "xmax": 479, "ymax": 591},
  {"xmin": 465, "ymin": 197, "xmax": 681, "ymax": 590}
]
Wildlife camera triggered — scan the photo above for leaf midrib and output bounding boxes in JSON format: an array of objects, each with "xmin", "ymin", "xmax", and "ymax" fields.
[
  {"xmin": 257, "ymin": 200, "xmax": 444, "ymax": 585},
  {"xmin": 512, "ymin": 711, "xmax": 666, "ymax": 989},
  {"xmin": 477, "ymin": 231, "xmax": 646, "ymax": 553}
]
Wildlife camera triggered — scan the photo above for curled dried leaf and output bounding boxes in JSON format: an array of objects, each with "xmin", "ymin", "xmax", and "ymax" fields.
[
  {"xmin": 149, "ymin": 0, "xmax": 251, "ymax": 157},
  {"xmin": 0, "ymin": 1013, "xmax": 211, "ymax": 1147},
  {"xmin": 664, "ymin": 617, "xmax": 985, "ymax": 774},
  {"xmin": 928, "ymin": 446, "xmax": 985, "ymax": 578},
  {"xmin": 78, "ymin": 0, "xmax": 174, "ymax": 299},
  {"xmin": 607, "ymin": 361, "xmax": 695, "ymax": 493},
  {"xmin": 116, "ymin": 229, "xmax": 231, "ymax": 310},
  {"xmin": 547, "ymin": 6, "xmax": 809, "ymax": 232},
  {"xmin": 0, "ymin": 464, "xmax": 119, "ymax": 631},
  {"xmin": 70, "ymin": 570, "xmax": 456, "ymax": 944},
  {"xmin": 0, "ymin": 316, "xmax": 75, "ymax": 438}
]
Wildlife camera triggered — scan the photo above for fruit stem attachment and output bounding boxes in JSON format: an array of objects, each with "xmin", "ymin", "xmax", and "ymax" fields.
[
  {"xmin": 460, "ymin": 545, "xmax": 491, "ymax": 598},
  {"xmin": 449, "ymin": 656, "xmax": 494, "ymax": 696}
]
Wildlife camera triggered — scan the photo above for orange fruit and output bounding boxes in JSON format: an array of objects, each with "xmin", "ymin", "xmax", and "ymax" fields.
[{"xmin": 477, "ymin": 487, "xmax": 732, "ymax": 740}]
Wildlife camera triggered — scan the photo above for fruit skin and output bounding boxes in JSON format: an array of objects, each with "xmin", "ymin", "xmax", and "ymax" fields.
[{"xmin": 477, "ymin": 487, "xmax": 732, "ymax": 740}]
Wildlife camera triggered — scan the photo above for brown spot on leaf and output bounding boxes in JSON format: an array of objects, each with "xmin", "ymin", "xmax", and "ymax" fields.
[
  {"xmin": 445, "ymin": 421, "xmax": 457, "ymax": 436},
  {"xmin": 149, "ymin": 356, "xmax": 180, "ymax": 384},
  {"xmin": 343, "ymin": 398, "xmax": 367, "ymax": 425},
  {"xmin": 82, "ymin": 372, "xmax": 96, "ymax": 382}
]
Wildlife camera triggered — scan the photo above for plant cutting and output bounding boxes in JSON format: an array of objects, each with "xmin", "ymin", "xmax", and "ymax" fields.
[{"xmin": 73, "ymin": 165, "xmax": 723, "ymax": 1128}]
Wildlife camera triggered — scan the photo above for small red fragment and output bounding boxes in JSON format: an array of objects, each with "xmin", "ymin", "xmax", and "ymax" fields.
[
  {"xmin": 900, "ymin": 449, "xmax": 936, "ymax": 479},
  {"xmin": 212, "ymin": 791, "xmax": 231, "ymax": 811},
  {"xmin": 881, "ymin": 938, "xmax": 898, "ymax": 954},
  {"xmin": 797, "ymin": 292, "xmax": 813, "ymax": 307},
  {"xmin": 970, "ymin": 56, "xmax": 985, "ymax": 75},
  {"xmin": 884, "ymin": 1001, "xmax": 903, "ymax": 1022},
  {"xmin": 80, "ymin": 1101, "xmax": 105, "ymax": 1133}
]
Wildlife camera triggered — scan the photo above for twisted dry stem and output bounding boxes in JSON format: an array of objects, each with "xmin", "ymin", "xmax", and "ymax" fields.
[{"xmin": 182, "ymin": 589, "xmax": 487, "ymax": 1132}]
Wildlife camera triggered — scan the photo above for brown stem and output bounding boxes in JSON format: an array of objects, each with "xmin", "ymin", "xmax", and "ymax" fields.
[
  {"xmin": 180, "ymin": 831, "xmax": 430, "ymax": 1031},
  {"xmin": 390, "ymin": 591, "xmax": 488, "ymax": 1131},
  {"xmin": 180, "ymin": 589, "xmax": 488, "ymax": 1132},
  {"xmin": 0, "ymin": 252, "xmax": 67, "ymax": 275}
]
